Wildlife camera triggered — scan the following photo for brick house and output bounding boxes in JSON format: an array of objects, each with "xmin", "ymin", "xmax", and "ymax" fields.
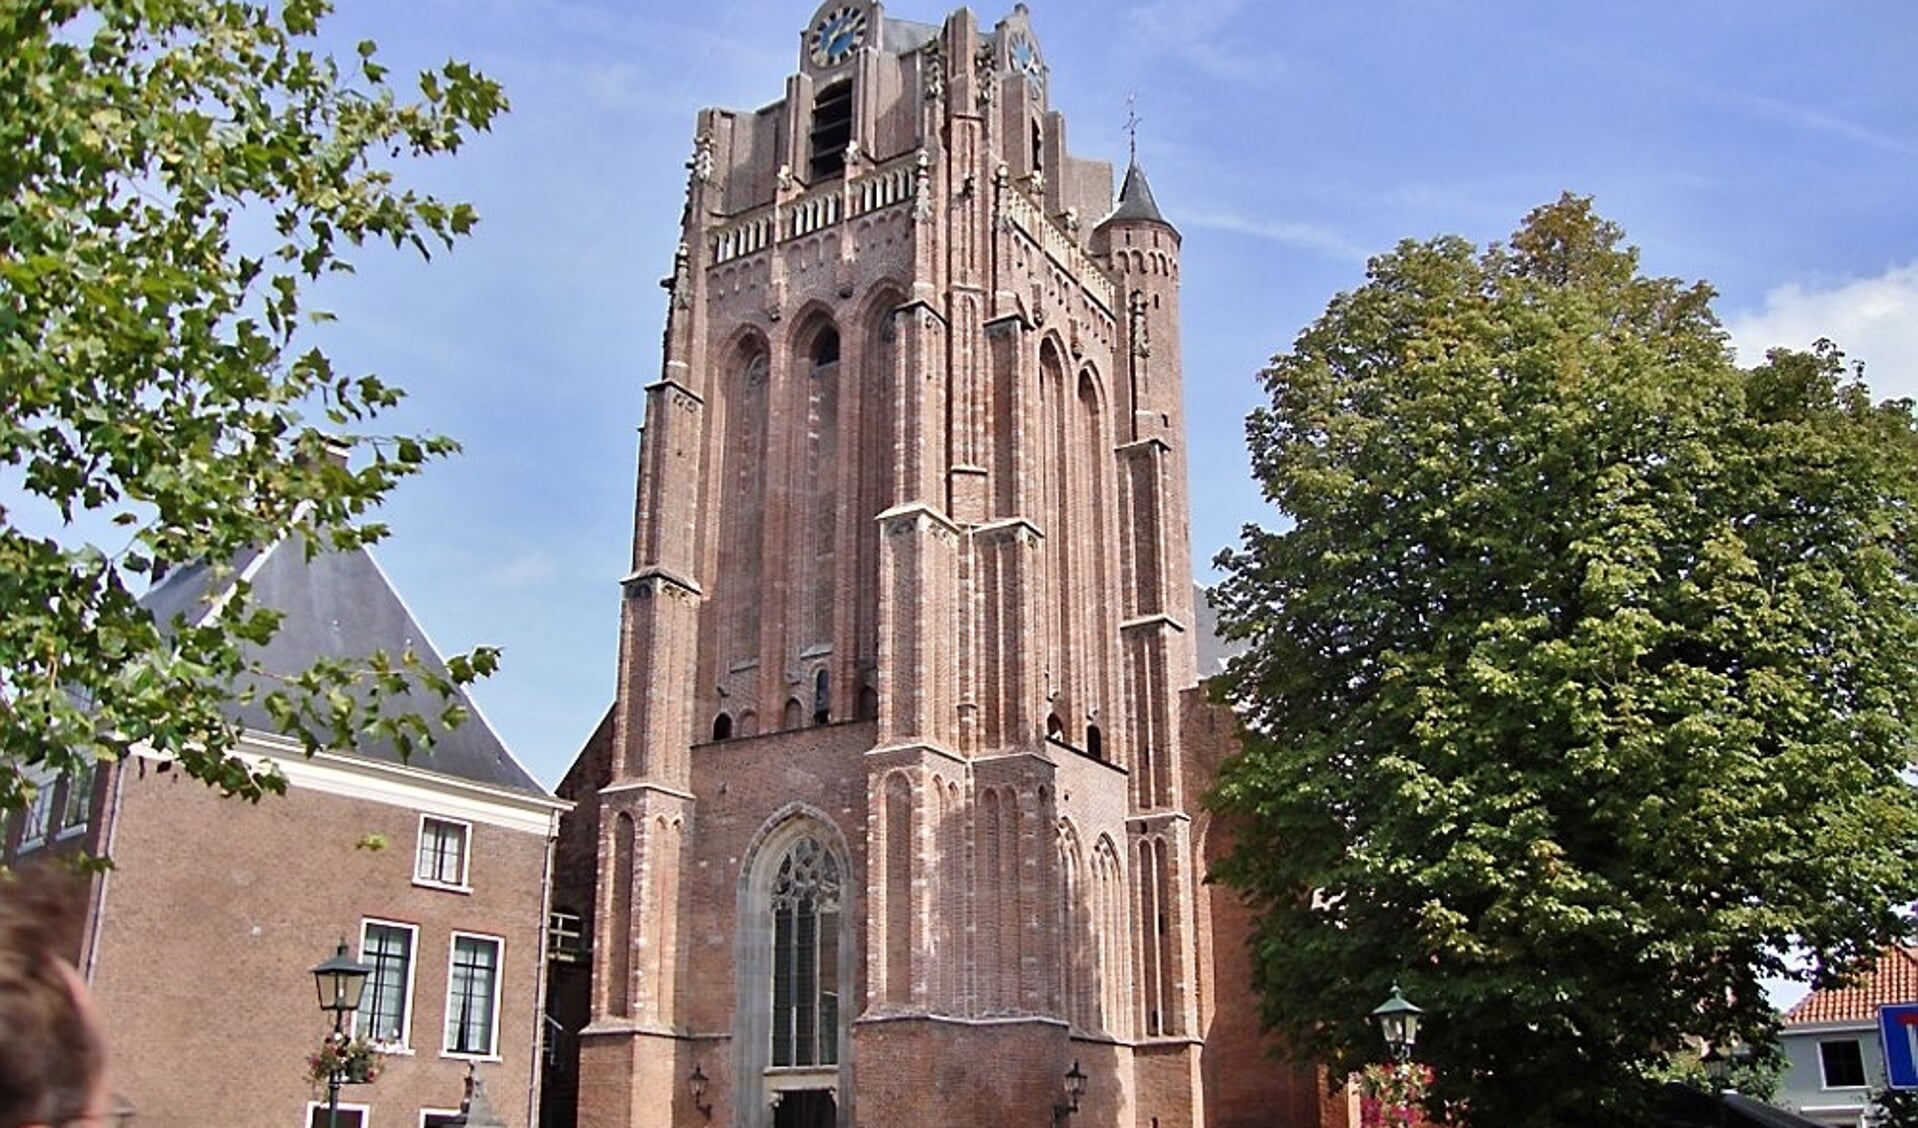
[
  {"xmin": 1776, "ymin": 947, "xmax": 1918, "ymax": 1126},
  {"xmin": 543, "ymin": 3, "xmax": 1334, "ymax": 1126},
  {"xmin": 4, "ymin": 537, "xmax": 568, "ymax": 1128}
]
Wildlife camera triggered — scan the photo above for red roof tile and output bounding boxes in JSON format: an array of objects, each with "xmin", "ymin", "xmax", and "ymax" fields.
[{"xmin": 1783, "ymin": 947, "xmax": 1918, "ymax": 1026}]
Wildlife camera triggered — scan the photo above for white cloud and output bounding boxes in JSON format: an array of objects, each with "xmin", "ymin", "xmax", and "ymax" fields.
[
  {"xmin": 1119, "ymin": 0, "xmax": 1293, "ymax": 89},
  {"xmin": 1718, "ymin": 87, "xmax": 1918, "ymax": 160},
  {"xmin": 1180, "ymin": 208, "xmax": 1368, "ymax": 263},
  {"xmin": 1724, "ymin": 261, "xmax": 1918, "ymax": 402}
]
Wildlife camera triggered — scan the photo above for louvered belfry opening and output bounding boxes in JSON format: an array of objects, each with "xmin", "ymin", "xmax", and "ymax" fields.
[{"xmin": 808, "ymin": 80, "xmax": 853, "ymax": 181}]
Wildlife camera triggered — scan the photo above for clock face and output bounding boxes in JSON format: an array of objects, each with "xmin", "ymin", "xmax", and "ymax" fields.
[
  {"xmin": 1008, "ymin": 30, "xmax": 1044, "ymax": 91},
  {"xmin": 809, "ymin": 5, "xmax": 868, "ymax": 68}
]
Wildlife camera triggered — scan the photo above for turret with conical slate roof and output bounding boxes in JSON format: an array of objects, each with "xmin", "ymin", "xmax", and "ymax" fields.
[
  {"xmin": 1104, "ymin": 158, "xmax": 1175, "ymax": 230},
  {"xmin": 1093, "ymin": 154, "xmax": 1200, "ymax": 891}
]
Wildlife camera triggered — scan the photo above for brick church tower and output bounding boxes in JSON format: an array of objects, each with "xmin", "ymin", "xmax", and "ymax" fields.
[{"xmin": 547, "ymin": 4, "xmax": 1324, "ymax": 1127}]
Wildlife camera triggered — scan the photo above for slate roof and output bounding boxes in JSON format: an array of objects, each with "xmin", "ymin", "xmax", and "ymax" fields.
[
  {"xmin": 1099, "ymin": 161, "xmax": 1173, "ymax": 230},
  {"xmin": 1194, "ymin": 582, "xmax": 1246, "ymax": 679},
  {"xmin": 1782, "ymin": 946, "xmax": 1918, "ymax": 1026},
  {"xmin": 142, "ymin": 537, "xmax": 546, "ymax": 796},
  {"xmin": 881, "ymin": 17, "xmax": 940, "ymax": 54}
]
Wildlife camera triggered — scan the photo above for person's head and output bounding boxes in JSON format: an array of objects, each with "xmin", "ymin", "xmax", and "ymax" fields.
[{"xmin": 0, "ymin": 862, "xmax": 109, "ymax": 1128}]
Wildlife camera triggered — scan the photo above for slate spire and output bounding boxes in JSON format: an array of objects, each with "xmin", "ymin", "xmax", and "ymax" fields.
[{"xmin": 1102, "ymin": 159, "xmax": 1175, "ymax": 231}]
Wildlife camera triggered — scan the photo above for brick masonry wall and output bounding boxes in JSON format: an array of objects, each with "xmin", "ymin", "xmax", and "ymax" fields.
[
  {"xmin": 545, "ymin": 707, "xmax": 615, "ymax": 1128},
  {"xmin": 91, "ymin": 758, "xmax": 552, "ymax": 1128},
  {"xmin": 1182, "ymin": 687, "xmax": 1346, "ymax": 1128},
  {"xmin": 850, "ymin": 1015, "xmax": 1069, "ymax": 1128},
  {"xmin": 682, "ymin": 720, "xmax": 877, "ymax": 1037}
]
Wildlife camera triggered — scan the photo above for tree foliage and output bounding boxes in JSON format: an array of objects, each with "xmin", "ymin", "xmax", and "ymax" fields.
[
  {"xmin": 1871, "ymin": 1086, "xmax": 1918, "ymax": 1128},
  {"xmin": 1, "ymin": 0, "xmax": 505, "ymax": 816},
  {"xmin": 1211, "ymin": 195, "xmax": 1918, "ymax": 1126}
]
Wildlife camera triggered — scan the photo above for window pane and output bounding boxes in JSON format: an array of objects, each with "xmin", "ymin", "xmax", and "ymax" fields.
[
  {"xmin": 417, "ymin": 819, "xmax": 468, "ymax": 885},
  {"xmin": 1821, "ymin": 1039, "xmax": 1866, "ymax": 1087},
  {"xmin": 358, "ymin": 924, "xmax": 412, "ymax": 1044},
  {"xmin": 772, "ymin": 907, "xmax": 795, "ymax": 1067},
  {"xmin": 819, "ymin": 909, "xmax": 839, "ymax": 1065},
  {"xmin": 795, "ymin": 903, "xmax": 817, "ymax": 1064},
  {"xmin": 23, "ymin": 782, "xmax": 56, "ymax": 844},
  {"xmin": 59, "ymin": 765, "xmax": 94, "ymax": 831},
  {"xmin": 447, "ymin": 936, "xmax": 500, "ymax": 1055},
  {"xmin": 768, "ymin": 837, "xmax": 841, "ymax": 1069}
]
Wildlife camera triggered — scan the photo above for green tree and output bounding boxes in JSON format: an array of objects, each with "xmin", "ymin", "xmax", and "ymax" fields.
[
  {"xmin": 1871, "ymin": 1086, "xmax": 1918, "ymax": 1128},
  {"xmin": 1210, "ymin": 195, "xmax": 1918, "ymax": 1127},
  {"xmin": 1, "ymin": 0, "xmax": 505, "ymax": 817}
]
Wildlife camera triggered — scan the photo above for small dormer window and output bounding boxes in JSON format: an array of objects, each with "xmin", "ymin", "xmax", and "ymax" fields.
[{"xmin": 809, "ymin": 80, "xmax": 854, "ymax": 181}]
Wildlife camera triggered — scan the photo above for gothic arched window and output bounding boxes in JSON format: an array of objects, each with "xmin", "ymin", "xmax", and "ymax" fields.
[{"xmin": 771, "ymin": 835, "xmax": 842, "ymax": 1067}]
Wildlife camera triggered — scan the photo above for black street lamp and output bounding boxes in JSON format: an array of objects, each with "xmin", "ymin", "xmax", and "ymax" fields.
[
  {"xmin": 1054, "ymin": 1059, "xmax": 1088, "ymax": 1123},
  {"xmin": 1701, "ymin": 1043, "xmax": 1729, "ymax": 1084},
  {"xmin": 1371, "ymin": 984, "xmax": 1424, "ymax": 1063},
  {"xmin": 311, "ymin": 939, "xmax": 373, "ymax": 1128},
  {"xmin": 1701, "ymin": 1041, "xmax": 1748, "ymax": 1128},
  {"xmin": 689, "ymin": 1062, "xmax": 713, "ymax": 1120}
]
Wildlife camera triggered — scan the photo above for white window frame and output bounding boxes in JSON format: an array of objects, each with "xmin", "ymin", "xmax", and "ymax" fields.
[
  {"xmin": 19, "ymin": 777, "xmax": 57, "ymax": 851},
  {"xmin": 413, "ymin": 814, "xmax": 472, "ymax": 891},
  {"xmin": 56, "ymin": 763, "xmax": 95, "ymax": 840},
  {"xmin": 304, "ymin": 1099, "xmax": 370, "ymax": 1128},
  {"xmin": 1818, "ymin": 1037, "xmax": 1869, "ymax": 1090},
  {"xmin": 548, "ymin": 909, "xmax": 584, "ymax": 963},
  {"xmin": 420, "ymin": 1110, "xmax": 463, "ymax": 1128},
  {"xmin": 356, "ymin": 918, "xmax": 419, "ymax": 1050},
  {"xmin": 442, "ymin": 931, "xmax": 505, "ymax": 1060}
]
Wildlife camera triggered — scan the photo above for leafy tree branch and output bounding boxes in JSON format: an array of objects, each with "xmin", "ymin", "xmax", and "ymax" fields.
[{"xmin": 1, "ymin": 0, "xmax": 507, "ymax": 814}]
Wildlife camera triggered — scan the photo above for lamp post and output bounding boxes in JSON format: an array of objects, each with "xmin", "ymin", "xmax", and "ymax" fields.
[
  {"xmin": 1371, "ymin": 984, "xmax": 1423, "ymax": 1063},
  {"xmin": 1701, "ymin": 1041, "xmax": 1748, "ymax": 1128},
  {"xmin": 1702, "ymin": 1043, "xmax": 1728, "ymax": 1128},
  {"xmin": 1369, "ymin": 986, "xmax": 1426, "ymax": 1128},
  {"xmin": 311, "ymin": 939, "xmax": 373, "ymax": 1128}
]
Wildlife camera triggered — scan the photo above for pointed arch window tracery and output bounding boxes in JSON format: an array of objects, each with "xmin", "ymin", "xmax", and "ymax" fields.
[{"xmin": 771, "ymin": 835, "xmax": 842, "ymax": 1067}]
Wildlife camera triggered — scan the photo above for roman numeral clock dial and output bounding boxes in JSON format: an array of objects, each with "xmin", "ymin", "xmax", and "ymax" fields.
[{"xmin": 809, "ymin": 5, "xmax": 868, "ymax": 68}]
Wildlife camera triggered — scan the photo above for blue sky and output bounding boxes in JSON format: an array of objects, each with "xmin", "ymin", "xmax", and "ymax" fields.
[{"xmin": 67, "ymin": 0, "xmax": 1918, "ymax": 792}]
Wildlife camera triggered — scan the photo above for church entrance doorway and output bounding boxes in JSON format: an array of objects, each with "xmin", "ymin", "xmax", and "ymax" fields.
[{"xmin": 772, "ymin": 1089, "xmax": 835, "ymax": 1128}]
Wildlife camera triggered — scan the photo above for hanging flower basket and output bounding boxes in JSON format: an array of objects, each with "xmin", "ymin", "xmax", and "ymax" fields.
[
  {"xmin": 1358, "ymin": 1061, "xmax": 1435, "ymax": 1127},
  {"xmin": 307, "ymin": 1032, "xmax": 385, "ymax": 1086}
]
